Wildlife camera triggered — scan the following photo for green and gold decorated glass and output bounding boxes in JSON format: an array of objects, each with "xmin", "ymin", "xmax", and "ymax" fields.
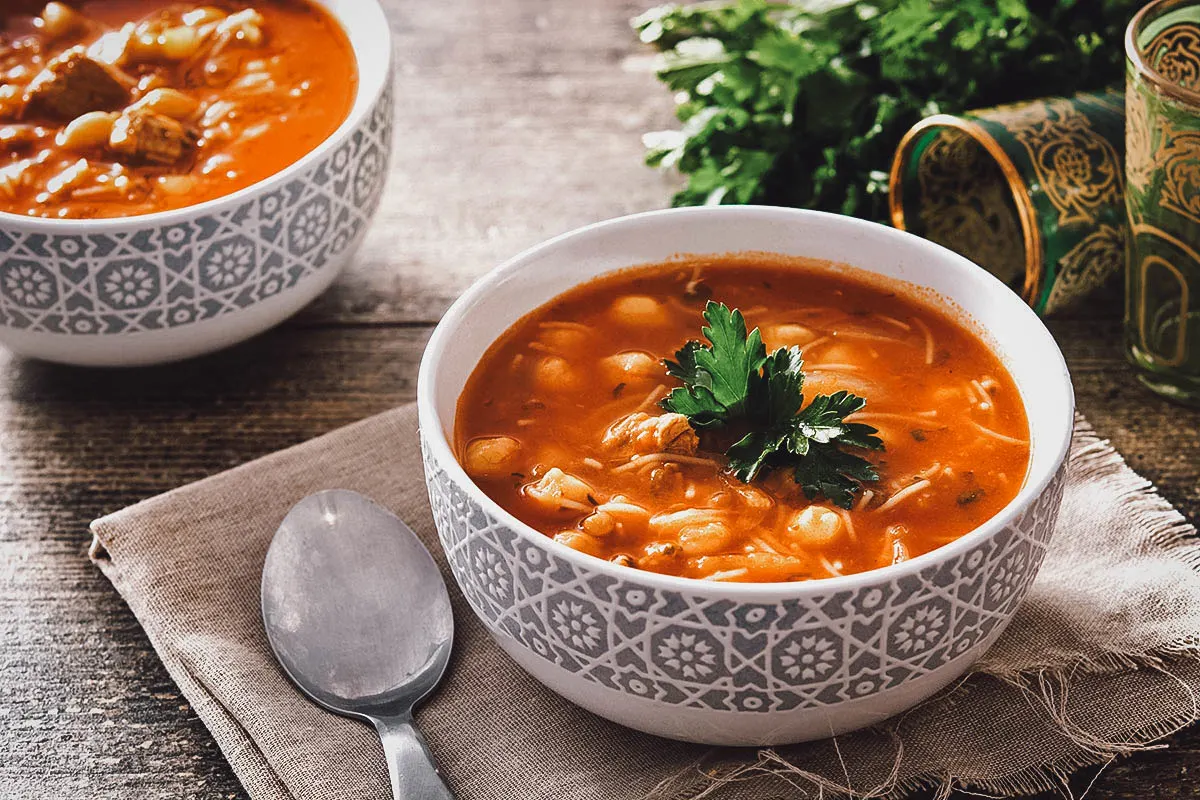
[
  {"xmin": 1125, "ymin": 0, "xmax": 1200, "ymax": 405},
  {"xmin": 889, "ymin": 91, "xmax": 1126, "ymax": 316}
]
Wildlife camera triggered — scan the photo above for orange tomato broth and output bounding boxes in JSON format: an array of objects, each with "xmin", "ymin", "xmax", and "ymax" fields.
[
  {"xmin": 454, "ymin": 255, "xmax": 1031, "ymax": 583},
  {"xmin": 0, "ymin": 0, "xmax": 356, "ymax": 218}
]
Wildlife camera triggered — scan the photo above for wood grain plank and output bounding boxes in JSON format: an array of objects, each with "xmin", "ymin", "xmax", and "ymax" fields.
[{"xmin": 299, "ymin": 0, "xmax": 680, "ymax": 325}]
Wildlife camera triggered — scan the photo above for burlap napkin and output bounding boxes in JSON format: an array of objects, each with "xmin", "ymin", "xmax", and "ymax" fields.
[{"xmin": 89, "ymin": 403, "xmax": 1200, "ymax": 800}]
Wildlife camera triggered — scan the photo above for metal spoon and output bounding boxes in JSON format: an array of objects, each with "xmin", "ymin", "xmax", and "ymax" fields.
[{"xmin": 261, "ymin": 489, "xmax": 455, "ymax": 800}]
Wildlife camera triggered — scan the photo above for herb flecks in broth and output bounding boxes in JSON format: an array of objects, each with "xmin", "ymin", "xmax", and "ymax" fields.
[
  {"xmin": 662, "ymin": 301, "xmax": 883, "ymax": 508},
  {"xmin": 455, "ymin": 255, "xmax": 1032, "ymax": 584}
]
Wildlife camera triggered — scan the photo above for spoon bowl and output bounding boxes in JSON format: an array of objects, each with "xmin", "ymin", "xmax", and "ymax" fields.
[{"xmin": 261, "ymin": 489, "xmax": 455, "ymax": 799}]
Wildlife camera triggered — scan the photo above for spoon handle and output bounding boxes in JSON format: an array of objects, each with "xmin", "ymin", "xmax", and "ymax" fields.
[{"xmin": 375, "ymin": 714, "xmax": 456, "ymax": 800}]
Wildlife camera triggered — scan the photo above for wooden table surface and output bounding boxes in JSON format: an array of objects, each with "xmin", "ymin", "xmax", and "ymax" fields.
[{"xmin": 3, "ymin": 1, "xmax": 1199, "ymax": 798}]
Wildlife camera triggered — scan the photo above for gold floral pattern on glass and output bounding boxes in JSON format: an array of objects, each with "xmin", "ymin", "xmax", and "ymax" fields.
[
  {"xmin": 1146, "ymin": 23, "xmax": 1200, "ymax": 91},
  {"xmin": 1046, "ymin": 223, "xmax": 1125, "ymax": 315},
  {"xmin": 989, "ymin": 99, "xmax": 1124, "ymax": 227},
  {"xmin": 1158, "ymin": 127, "xmax": 1200, "ymax": 224}
]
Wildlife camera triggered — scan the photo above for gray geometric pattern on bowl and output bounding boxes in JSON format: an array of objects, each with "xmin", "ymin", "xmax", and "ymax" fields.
[
  {"xmin": 0, "ymin": 84, "xmax": 392, "ymax": 336},
  {"xmin": 424, "ymin": 437, "xmax": 1065, "ymax": 713}
]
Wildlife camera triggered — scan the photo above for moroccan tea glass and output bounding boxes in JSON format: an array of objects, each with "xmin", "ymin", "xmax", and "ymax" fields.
[
  {"xmin": 1125, "ymin": 0, "xmax": 1200, "ymax": 405},
  {"xmin": 888, "ymin": 91, "xmax": 1126, "ymax": 317}
]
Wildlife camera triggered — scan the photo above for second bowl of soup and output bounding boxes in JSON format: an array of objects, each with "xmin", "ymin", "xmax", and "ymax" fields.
[
  {"xmin": 418, "ymin": 206, "xmax": 1074, "ymax": 745},
  {"xmin": 0, "ymin": 0, "xmax": 392, "ymax": 366}
]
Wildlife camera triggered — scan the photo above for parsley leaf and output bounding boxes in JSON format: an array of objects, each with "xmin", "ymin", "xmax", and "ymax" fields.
[
  {"xmin": 662, "ymin": 303, "xmax": 766, "ymax": 426},
  {"xmin": 663, "ymin": 301, "xmax": 884, "ymax": 508}
]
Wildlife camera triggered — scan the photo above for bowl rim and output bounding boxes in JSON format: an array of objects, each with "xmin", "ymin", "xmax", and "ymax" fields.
[
  {"xmin": 0, "ymin": 0, "xmax": 392, "ymax": 230},
  {"xmin": 418, "ymin": 205, "xmax": 1075, "ymax": 597}
]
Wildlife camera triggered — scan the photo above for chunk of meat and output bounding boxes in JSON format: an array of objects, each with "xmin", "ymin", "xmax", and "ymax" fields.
[
  {"xmin": 24, "ymin": 47, "xmax": 130, "ymax": 120},
  {"xmin": 108, "ymin": 109, "xmax": 197, "ymax": 166},
  {"xmin": 602, "ymin": 412, "xmax": 698, "ymax": 456},
  {"xmin": 523, "ymin": 467, "xmax": 594, "ymax": 514}
]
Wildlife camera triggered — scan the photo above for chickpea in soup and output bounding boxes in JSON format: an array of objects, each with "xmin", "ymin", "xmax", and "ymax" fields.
[
  {"xmin": 455, "ymin": 255, "xmax": 1032, "ymax": 583},
  {"xmin": 0, "ymin": 0, "xmax": 356, "ymax": 218}
]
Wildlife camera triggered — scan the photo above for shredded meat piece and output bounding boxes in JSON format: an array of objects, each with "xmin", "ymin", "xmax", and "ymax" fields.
[
  {"xmin": 24, "ymin": 46, "xmax": 130, "ymax": 120},
  {"xmin": 602, "ymin": 412, "xmax": 698, "ymax": 456},
  {"xmin": 108, "ymin": 109, "xmax": 197, "ymax": 166}
]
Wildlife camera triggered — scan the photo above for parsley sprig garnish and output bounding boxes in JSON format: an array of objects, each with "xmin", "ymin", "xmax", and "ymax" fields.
[{"xmin": 661, "ymin": 302, "xmax": 883, "ymax": 509}]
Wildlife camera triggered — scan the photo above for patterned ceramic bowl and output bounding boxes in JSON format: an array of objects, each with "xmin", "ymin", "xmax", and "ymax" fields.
[
  {"xmin": 0, "ymin": 0, "xmax": 393, "ymax": 367},
  {"xmin": 418, "ymin": 207, "xmax": 1074, "ymax": 746}
]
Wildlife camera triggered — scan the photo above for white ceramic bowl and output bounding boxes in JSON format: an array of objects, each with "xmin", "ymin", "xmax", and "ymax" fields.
[
  {"xmin": 0, "ymin": 0, "xmax": 393, "ymax": 367},
  {"xmin": 418, "ymin": 206, "xmax": 1074, "ymax": 746}
]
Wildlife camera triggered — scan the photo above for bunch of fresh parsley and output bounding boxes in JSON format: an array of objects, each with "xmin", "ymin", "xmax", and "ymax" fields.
[
  {"xmin": 635, "ymin": 0, "xmax": 1141, "ymax": 220},
  {"xmin": 662, "ymin": 302, "xmax": 883, "ymax": 508}
]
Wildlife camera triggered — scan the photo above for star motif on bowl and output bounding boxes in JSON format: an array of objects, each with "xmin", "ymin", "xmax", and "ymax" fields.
[
  {"xmin": 550, "ymin": 599, "xmax": 602, "ymax": 652},
  {"xmin": 988, "ymin": 549, "xmax": 1029, "ymax": 604},
  {"xmin": 3, "ymin": 262, "xmax": 55, "ymax": 309},
  {"xmin": 657, "ymin": 630, "xmax": 718, "ymax": 680},
  {"xmin": 893, "ymin": 604, "xmax": 946, "ymax": 655},
  {"xmin": 102, "ymin": 263, "xmax": 156, "ymax": 308},
  {"xmin": 202, "ymin": 239, "xmax": 255, "ymax": 289},
  {"xmin": 472, "ymin": 547, "xmax": 511, "ymax": 602},
  {"xmin": 289, "ymin": 199, "xmax": 331, "ymax": 254},
  {"xmin": 354, "ymin": 148, "xmax": 382, "ymax": 202},
  {"xmin": 778, "ymin": 634, "xmax": 838, "ymax": 681}
]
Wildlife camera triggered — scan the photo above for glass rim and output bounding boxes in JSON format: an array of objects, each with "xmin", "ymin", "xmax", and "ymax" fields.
[
  {"xmin": 1126, "ymin": 0, "xmax": 1200, "ymax": 108},
  {"xmin": 887, "ymin": 114, "xmax": 1044, "ymax": 307}
]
